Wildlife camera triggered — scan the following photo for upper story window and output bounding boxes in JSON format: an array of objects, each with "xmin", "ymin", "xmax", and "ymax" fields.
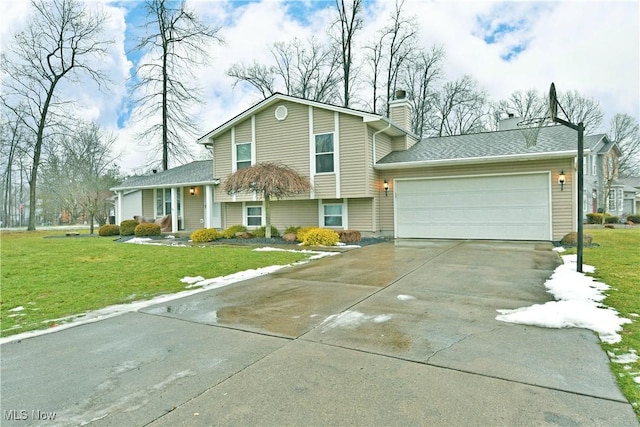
[
  {"xmin": 315, "ymin": 133, "xmax": 334, "ymax": 174},
  {"xmin": 591, "ymin": 155, "xmax": 597, "ymax": 176},
  {"xmin": 236, "ymin": 142, "xmax": 252, "ymax": 170}
]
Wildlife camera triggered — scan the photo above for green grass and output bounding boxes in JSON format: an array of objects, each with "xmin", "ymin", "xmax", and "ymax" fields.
[
  {"xmin": 574, "ymin": 228, "xmax": 640, "ymax": 417},
  {"xmin": 0, "ymin": 230, "xmax": 310, "ymax": 337}
]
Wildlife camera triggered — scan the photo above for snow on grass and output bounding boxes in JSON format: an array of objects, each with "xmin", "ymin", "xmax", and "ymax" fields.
[
  {"xmin": 496, "ymin": 254, "xmax": 631, "ymax": 344},
  {"xmin": 397, "ymin": 294, "xmax": 416, "ymax": 301}
]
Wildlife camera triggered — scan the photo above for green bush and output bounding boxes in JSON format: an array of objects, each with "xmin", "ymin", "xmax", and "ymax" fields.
[
  {"xmin": 98, "ymin": 224, "xmax": 120, "ymax": 236},
  {"xmin": 135, "ymin": 222, "xmax": 161, "ymax": 237},
  {"xmin": 627, "ymin": 214, "xmax": 640, "ymax": 223},
  {"xmin": 283, "ymin": 225, "xmax": 301, "ymax": 235},
  {"xmin": 605, "ymin": 215, "xmax": 619, "ymax": 224},
  {"xmin": 190, "ymin": 228, "xmax": 221, "ymax": 243},
  {"xmin": 222, "ymin": 224, "xmax": 247, "ymax": 239},
  {"xmin": 301, "ymin": 228, "xmax": 340, "ymax": 246},
  {"xmin": 296, "ymin": 226, "xmax": 316, "ymax": 242},
  {"xmin": 252, "ymin": 225, "xmax": 280, "ymax": 238},
  {"xmin": 120, "ymin": 219, "xmax": 139, "ymax": 236}
]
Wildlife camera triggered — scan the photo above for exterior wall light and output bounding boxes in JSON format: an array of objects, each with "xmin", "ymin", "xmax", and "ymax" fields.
[
  {"xmin": 558, "ymin": 171, "xmax": 566, "ymax": 191},
  {"xmin": 383, "ymin": 180, "xmax": 389, "ymax": 196},
  {"xmin": 190, "ymin": 186, "xmax": 196, "ymax": 196}
]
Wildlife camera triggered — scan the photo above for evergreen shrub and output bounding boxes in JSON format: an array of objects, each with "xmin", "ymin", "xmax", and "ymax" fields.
[
  {"xmin": 190, "ymin": 228, "xmax": 221, "ymax": 243},
  {"xmin": 120, "ymin": 219, "xmax": 139, "ymax": 236},
  {"xmin": 222, "ymin": 225, "xmax": 247, "ymax": 239},
  {"xmin": 301, "ymin": 228, "xmax": 340, "ymax": 246},
  {"xmin": 135, "ymin": 222, "xmax": 161, "ymax": 237},
  {"xmin": 98, "ymin": 224, "xmax": 120, "ymax": 236}
]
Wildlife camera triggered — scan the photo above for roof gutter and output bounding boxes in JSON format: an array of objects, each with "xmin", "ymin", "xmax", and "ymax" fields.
[
  {"xmin": 374, "ymin": 150, "xmax": 578, "ymax": 170},
  {"xmin": 111, "ymin": 179, "xmax": 221, "ymax": 192}
]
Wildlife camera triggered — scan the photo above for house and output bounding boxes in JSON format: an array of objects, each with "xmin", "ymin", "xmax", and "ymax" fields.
[
  {"xmin": 583, "ymin": 134, "xmax": 628, "ymax": 218},
  {"xmin": 619, "ymin": 177, "xmax": 640, "ymax": 216},
  {"xmin": 110, "ymin": 160, "xmax": 220, "ymax": 233},
  {"xmin": 193, "ymin": 92, "xmax": 582, "ymax": 242},
  {"xmin": 114, "ymin": 91, "xmax": 617, "ymax": 240}
]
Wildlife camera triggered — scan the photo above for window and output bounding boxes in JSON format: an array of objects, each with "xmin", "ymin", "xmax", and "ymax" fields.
[
  {"xmin": 246, "ymin": 206, "xmax": 262, "ymax": 227},
  {"xmin": 236, "ymin": 142, "xmax": 252, "ymax": 170},
  {"xmin": 155, "ymin": 188, "xmax": 181, "ymax": 216},
  {"xmin": 315, "ymin": 133, "xmax": 334, "ymax": 173},
  {"xmin": 591, "ymin": 155, "xmax": 597, "ymax": 176},
  {"xmin": 607, "ymin": 188, "xmax": 623, "ymax": 212},
  {"xmin": 323, "ymin": 204, "xmax": 343, "ymax": 227}
]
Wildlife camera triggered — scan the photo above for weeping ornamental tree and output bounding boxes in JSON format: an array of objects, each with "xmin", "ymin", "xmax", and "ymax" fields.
[{"xmin": 223, "ymin": 163, "xmax": 311, "ymax": 238}]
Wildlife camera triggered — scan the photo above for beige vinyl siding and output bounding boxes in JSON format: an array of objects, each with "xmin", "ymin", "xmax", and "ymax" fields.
[
  {"xmin": 340, "ymin": 114, "xmax": 369, "ymax": 197},
  {"xmin": 213, "ymin": 132, "xmax": 233, "ymax": 202},
  {"xmin": 314, "ymin": 174, "xmax": 336, "ymax": 198},
  {"xmin": 347, "ymin": 198, "xmax": 374, "ymax": 231},
  {"xmin": 183, "ymin": 186, "xmax": 204, "ymax": 230},
  {"xmin": 234, "ymin": 119, "xmax": 252, "ymax": 142},
  {"xmin": 269, "ymin": 200, "xmax": 319, "ymax": 229},
  {"xmin": 255, "ymin": 102, "xmax": 310, "ymax": 173},
  {"xmin": 380, "ymin": 158, "xmax": 574, "ymax": 240},
  {"xmin": 142, "ymin": 189, "xmax": 154, "ymax": 219},
  {"xmin": 223, "ymin": 203, "xmax": 242, "ymax": 229},
  {"xmin": 373, "ymin": 129, "xmax": 392, "ymax": 162},
  {"xmin": 313, "ymin": 108, "xmax": 334, "ymax": 134}
]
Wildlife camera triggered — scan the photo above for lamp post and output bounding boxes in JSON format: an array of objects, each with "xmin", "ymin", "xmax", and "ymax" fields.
[{"xmin": 549, "ymin": 83, "xmax": 584, "ymax": 272}]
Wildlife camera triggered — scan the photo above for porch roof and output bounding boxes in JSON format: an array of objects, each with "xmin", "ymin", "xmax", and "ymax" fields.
[{"xmin": 111, "ymin": 160, "xmax": 219, "ymax": 191}]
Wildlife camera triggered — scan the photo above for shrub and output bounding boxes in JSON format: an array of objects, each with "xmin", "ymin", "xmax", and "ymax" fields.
[
  {"xmin": 301, "ymin": 228, "xmax": 340, "ymax": 246},
  {"xmin": 605, "ymin": 215, "xmax": 619, "ymax": 224},
  {"xmin": 627, "ymin": 214, "xmax": 640, "ymax": 224},
  {"xmin": 98, "ymin": 224, "xmax": 120, "ymax": 236},
  {"xmin": 296, "ymin": 226, "xmax": 316, "ymax": 242},
  {"xmin": 190, "ymin": 228, "xmax": 220, "ymax": 243},
  {"xmin": 135, "ymin": 222, "xmax": 161, "ymax": 237},
  {"xmin": 120, "ymin": 219, "xmax": 139, "ymax": 236},
  {"xmin": 252, "ymin": 225, "xmax": 280, "ymax": 238},
  {"xmin": 284, "ymin": 225, "xmax": 301, "ymax": 235},
  {"xmin": 222, "ymin": 224, "xmax": 247, "ymax": 239},
  {"xmin": 336, "ymin": 229, "xmax": 361, "ymax": 243}
]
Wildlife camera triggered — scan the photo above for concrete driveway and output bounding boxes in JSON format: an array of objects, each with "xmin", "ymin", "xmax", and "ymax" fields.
[{"xmin": 1, "ymin": 240, "xmax": 637, "ymax": 426}]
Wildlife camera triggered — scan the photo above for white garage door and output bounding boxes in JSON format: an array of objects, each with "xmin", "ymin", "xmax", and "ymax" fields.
[{"xmin": 395, "ymin": 173, "xmax": 551, "ymax": 240}]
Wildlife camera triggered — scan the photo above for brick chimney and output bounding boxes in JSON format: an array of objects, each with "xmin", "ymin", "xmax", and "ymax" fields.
[{"xmin": 389, "ymin": 89, "xmax": 411, "ymax": 132}]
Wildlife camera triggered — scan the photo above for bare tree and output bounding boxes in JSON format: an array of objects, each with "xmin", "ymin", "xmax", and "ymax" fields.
[
  {"xmin": 40, "ymin": 122, "xmax": 120, "ymax": 233},
  {"xmin": 133, "ymin": 0, "xmax": 222, "ymax": 171},
  {"xmin": 362, "ymin": 38, "xmax": 384, "ymax": 113},
  {"xmin": 402, "ymin": 45, "xmax": 445, "ymax": 137},
  {"xmin": 382, "ymin": 0, "xmax": 418, "ymax": 117},
  {"xmin": 332, "ymin": 0, "xmax": 363, "ymax": 107},
  {"xmin": 609, "ymin": 113, "xmax": 640, "ymax": 177},
  {"xmin": 432, "ymin": 75, "xmax": 489, "ymax": 136},
  {"xmin": 1, "ymin": 0, "xmax": 111, "ymax": 230},
  {"xmin": 228, "ymin": 38, "xmax": 341, "ymax": 103},
  {"xmin": 224, "ymin": 163, "xmax": 310, "ymax": 238},
  {"xmin": 557, "ymin": 90, "xmax": 604, "ymax": 134},
  {"xmin": 495, "ymin": 89, "xmax": 547, "ymax": 121}
]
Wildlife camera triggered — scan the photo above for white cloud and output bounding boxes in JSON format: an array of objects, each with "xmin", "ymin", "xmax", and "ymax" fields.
[{"xmin": 2, "ymin": 0, "xmax": 637, "ymax": 173}]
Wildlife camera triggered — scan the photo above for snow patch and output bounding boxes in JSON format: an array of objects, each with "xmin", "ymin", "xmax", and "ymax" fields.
[
  {"xmin": 496, "ymin": 254, "xmax": 631, "ymax": 344},
  {"xmin": 9, "ymin": 306, "xmax": 24, "ymax": 312},
  {"xmin": 320, "ymin": 310, "xmax": 392, "ymax": 332},
  {"xmin": 609, "ymin": 350, "xmax": 639, "ymax": 364},
  {"xmin": 397, "ymin": 294, "xmax": 416, "ymax": 301},
  {"xmin": 180, "ymin": 276, "xmax": 205, "ymax": 284}
]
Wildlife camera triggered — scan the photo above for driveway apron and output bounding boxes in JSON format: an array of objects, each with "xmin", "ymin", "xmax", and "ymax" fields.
[{"xmin": 1, "ymin": 240, "xmax": 637, "ymax": 426}]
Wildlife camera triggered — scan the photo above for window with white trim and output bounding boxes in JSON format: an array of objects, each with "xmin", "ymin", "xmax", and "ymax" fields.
[
  {"xmin": 246, "ymin": 206, "xmax": 263, "ymax": 227},
  {"xmin": 591, "ymin": 155, "xmax": 597, "ymax": 176},
  {"xmin": 322, "ymin": 203, "xmax": 343, "ymax": 227},
  {"xmin": 236, "ymin": 142, "xmax": 252, "ymax": 170},
  {"xmin": 155, "ymin": 188, "xmax": 181, "ymax": 216},
  {"xmin": 315, "ymin": 133, "xmax": 334, "ymax": 173},
  {"xmin": 607, "ymin": 188, "xmax": 623, "ymax": 212}
]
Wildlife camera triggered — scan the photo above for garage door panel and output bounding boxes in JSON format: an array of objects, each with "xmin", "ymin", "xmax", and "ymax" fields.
[{"xmin": 396, "ymin": 174, "xmax": 550, "ymax": 240}]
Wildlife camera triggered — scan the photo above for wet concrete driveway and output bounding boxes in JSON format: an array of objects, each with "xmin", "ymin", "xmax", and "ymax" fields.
[{"xmin": 1, "ymin": 240, "xmax": 637, "ymax": 426}]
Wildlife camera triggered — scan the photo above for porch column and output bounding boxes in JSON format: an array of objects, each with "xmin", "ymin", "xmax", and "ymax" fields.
[
  {"xmin": 171, "ymin": 187, "xmax": 178, "ymax": 233},
  {"xmin": 116, "ymin": 191, "xmax": 123, "ymax": 225},
  {"xmin": 204, "ymin": 185, "xmax": 213, "ymax": 228}
]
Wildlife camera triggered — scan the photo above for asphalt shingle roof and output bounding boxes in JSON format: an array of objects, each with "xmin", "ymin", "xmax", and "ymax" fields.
[
  {"xmin": 377, "ymin": 124, "xmax": 580, "ymax": 165},
  {"xmin": 112, "ymin": 160, "xmax": 216, "ymax": 191}
]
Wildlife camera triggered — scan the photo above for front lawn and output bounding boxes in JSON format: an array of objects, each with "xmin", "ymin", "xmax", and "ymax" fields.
[
  {"xmin": 579, "ymin": 227, "xmax": 640, "ymax": 417},
  {"xmin": 0, "ymin": 230, "xmax": 311, "ymax": 337}
]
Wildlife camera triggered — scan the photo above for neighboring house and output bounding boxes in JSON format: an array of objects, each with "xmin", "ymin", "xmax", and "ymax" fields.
[
  {"xmin": 110, "ymin": 160, "xmax": 220, "ymax": 233},
  {"xmin": 619, "ymin": 177, "xmax": 640, "ymax": 216},
  {"xmin": 193, "ymin": 92, "xmax": 583, "ymax": 241},
  {"xmin": 583, "ymin": 134, "xmax": 627, "ymax": 219}
]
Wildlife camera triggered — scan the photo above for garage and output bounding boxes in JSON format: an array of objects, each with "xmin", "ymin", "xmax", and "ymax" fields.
[{"xmin": 395, "ymin": 173, "xmax": 551, "ymax": 240}]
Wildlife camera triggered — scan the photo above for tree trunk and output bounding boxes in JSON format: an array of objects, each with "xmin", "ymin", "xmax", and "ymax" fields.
[{"xmin": 264, "ymin": 194, "xmax": 272, "ymax": 238}]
